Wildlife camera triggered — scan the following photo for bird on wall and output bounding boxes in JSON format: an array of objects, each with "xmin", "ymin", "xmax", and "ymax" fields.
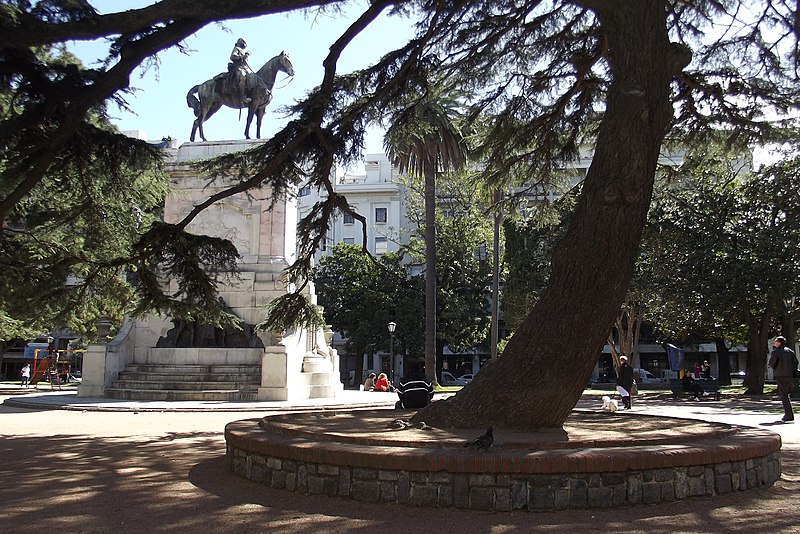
[
  {"xmin": 463, "ymin": 426, "xmax": 493, "ymax": 449},
  {"xmin": 386, "ymin": 419, "xmax": 411, "ymax": 430}
]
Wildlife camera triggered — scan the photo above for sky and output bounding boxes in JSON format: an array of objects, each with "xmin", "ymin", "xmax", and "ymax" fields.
[{"xmin": 69, "ymin": 1, "xmax": 416, "ymax": 159}]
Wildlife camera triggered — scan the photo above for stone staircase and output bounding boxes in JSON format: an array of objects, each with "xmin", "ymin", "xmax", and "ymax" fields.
[{"xmin": 105, "ymin": 363, "xmax": 261, "ymax": 401}]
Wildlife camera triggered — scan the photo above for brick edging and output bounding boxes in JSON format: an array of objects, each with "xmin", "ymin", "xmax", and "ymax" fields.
[{"xmin": 225, "ymin": 418, "xmax": 782, "ymax": 510}]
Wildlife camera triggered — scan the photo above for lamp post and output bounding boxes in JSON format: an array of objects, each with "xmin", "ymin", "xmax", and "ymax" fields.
[
  {"xmin": 783, "ymin": 296, "xmax": 796, "ymax": 351},
  {"xmin": 388, "ymin": 321, "xmax": 397, "ymax": 384}
]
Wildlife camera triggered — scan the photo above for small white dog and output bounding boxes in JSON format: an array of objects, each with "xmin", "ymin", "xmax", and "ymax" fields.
[{"xmin": 601, "ymin": 395, "xmax": 618, "ymax": 413}]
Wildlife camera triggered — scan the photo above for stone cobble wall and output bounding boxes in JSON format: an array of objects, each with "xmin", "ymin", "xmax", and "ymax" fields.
[{"xmin": 226, "ymin": 444, "xmax": 781, "ymax": 511}]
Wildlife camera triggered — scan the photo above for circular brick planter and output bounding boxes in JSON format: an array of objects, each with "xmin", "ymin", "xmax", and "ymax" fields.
[{"xmin": 225, "ymin": 410, "xmax": 781, "ymax": 511}]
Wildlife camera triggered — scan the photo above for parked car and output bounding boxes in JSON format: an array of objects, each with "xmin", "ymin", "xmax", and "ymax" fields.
[
  {"xmin": 440, "ymin": 371, "xmax": 463, "ymax": 386},
  {"xmin": 636, "ymin": 369, "xmax": 661, "ymax": 384}
]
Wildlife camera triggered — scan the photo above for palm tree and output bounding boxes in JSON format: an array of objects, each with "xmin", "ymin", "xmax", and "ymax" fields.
[{"xmin": 384, "ymin": 93, "xmax": 468, "ymax": 384}]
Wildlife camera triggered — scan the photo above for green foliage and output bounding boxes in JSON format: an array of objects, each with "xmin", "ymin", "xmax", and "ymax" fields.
[
  {"xmin": 258, "ymin": 292, "xmax": 325, "ymax": 336},
  {"xmin": 2, "ymin": 2, "xmax": 800, "ymax": 395},
  {"xmin": 0, "ymin": 44, "xmax": 247, "ymax": 340},
  {"xmin": 641, "ymin": 140, "xmax": 800, "ymax": 342},
  {"xmin": 401, "ymin": 170, "xmax": 495, "ymax": 352},
  {"xmin": 502, "ymin": 191, "xmax": 578, "ymax": 331},
  {"xmin": 0, "ymin": 109, "xmax": 171, "ymax": 339},
  {"xmin": 313, "ymin": 244, "xmax": 424, "ymax": 357}
]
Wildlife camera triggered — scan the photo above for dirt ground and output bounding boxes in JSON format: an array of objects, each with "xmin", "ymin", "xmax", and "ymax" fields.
[{"xmin": 1, "ymin": 392, "xmax": 799, "ymax": 533}]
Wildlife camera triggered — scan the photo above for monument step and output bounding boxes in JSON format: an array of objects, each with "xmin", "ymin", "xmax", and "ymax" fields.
[
  {"xmin": 105, "ymin": 387, "xmax": 258, "ymax": 402},
  {"xmin": 118, "ymin": 371, "xmax": 260, "ymax": 382},
  {"xmin": 112, "ymin": 379, "xmax": 258, "ymax": 391},
  {"xmin": 125, "ymin": 364, "xmax": 260, "ymax": 374}
]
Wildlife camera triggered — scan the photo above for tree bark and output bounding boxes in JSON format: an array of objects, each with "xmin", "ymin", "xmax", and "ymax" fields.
[
  {"xmin": 742, "ymin": 295, "xmax": 777, "ymax": 395},
  {"xmin": 424, "ymin": 159, "xmax": 438, "ymax": 385},
  {"xmin": 714, "ymin": 337, "xmax": 732, "ymax": 387},
  {"xmin": 743, "ymin": 324, "xmax": 769, "ymax": 395},
  {"xmin": 413, "ymin": 1, "xmax": 676, "ymax": 429}
]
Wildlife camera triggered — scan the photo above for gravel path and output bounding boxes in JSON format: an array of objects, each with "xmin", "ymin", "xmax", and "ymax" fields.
[{"xmin": 1, "ymin": 391, "xmax": 798, "ymax": 533}]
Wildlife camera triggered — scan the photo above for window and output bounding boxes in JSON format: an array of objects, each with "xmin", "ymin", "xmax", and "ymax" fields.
[
  {"xmin": 375, "ymin": 236, "xmax": 388, "ymax": 255},
  {"xmin": 343, "ymin": 238, "xmax": 354, "ymax": 245},
  {"xmin": 299, "ymin": 185, "xmax": 311, "ymax": 197},
  {"xmin": 375, "ymin": 207, "xmax": 387, "ymax": 223},
  {"xmin": 343, "ymin": 213, "xmax": 354, "ymax": 224}
]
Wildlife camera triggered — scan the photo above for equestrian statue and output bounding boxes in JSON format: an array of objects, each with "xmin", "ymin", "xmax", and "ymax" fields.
[{"xmin": 186, "ymin": 39, "xmax": 295, "ymax": 142}]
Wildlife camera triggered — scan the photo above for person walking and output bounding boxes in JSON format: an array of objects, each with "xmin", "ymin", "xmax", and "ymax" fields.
[
  {"xmin": 769, "ymin": 336, "xmax": 799, "ymax": 422},
  {"xmin": 616, "ymin": 355, "xmax": 634, "ymax": 409},
  {"xmin": 20, "ymin": 363, "xmax": 31, "ymax": 387}
]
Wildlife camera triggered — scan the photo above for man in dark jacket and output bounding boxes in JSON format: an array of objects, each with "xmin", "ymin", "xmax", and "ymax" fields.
[
  {"xmin": 395, "ymin": 363, "xmax": 434, "ymax": 409},
  {"xmin": 769, "ymin": 336, "xmax": 799, "ymax": 422},
  {"xmin": 616, "ymin": 355, "xmax": 634, "ymax": 409}
]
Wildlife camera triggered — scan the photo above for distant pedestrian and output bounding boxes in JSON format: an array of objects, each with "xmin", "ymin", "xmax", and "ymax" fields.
[
  {"xmin": 769, "ymin": 336, "xmax": 798, "ymax": 422},
  {"xmin": 701, "ymin": 360, "xmax": 712, "ymax": 380},
  {"xmin": 616, "ymin": 356, "xmax": 634, "ymax": 409},
  {"xmin": 20, "ymin": 363, "xmax": 31, "ymax": 387},
  {"xmin": 693, "ymin": 363, "xmax": 701, "ymax": 379}
]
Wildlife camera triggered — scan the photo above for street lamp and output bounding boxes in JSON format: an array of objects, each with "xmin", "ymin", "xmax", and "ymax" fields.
[
  {"xmin": 783, "ymin": 296, "xmax": 796, "ymax": 352},
  {"xmin": 388, "ymin": 321, "xmax": 397, "ymax": 384}
]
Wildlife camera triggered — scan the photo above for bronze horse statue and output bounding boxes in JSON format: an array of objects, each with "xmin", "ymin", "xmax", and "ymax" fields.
[{"xmin": 186, "ymin": 51, "xmax": 295, "ymax": 142}]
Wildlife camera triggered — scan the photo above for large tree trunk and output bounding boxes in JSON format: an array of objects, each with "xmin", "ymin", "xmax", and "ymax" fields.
[
  {"xmin": 742, "ymin": 296, "xmax": 777, "ymax": 395},
  {"xmin": 414, "ymin": 2, "xmax": 677, "ymax": 429},
  {"xmin": 743, "ymin": 324, "xmax": 769, "ymax": 395},
  {"xmin": 608, "ymin": 294, "xmax": 643, "ymax": 372},
  {"xmin": 714, "ymin": 337, "xmax": 732, "ymax": 387},
  {"xmin": 424, "ymin": 160, "xmax": 438, "ymax": 385}
]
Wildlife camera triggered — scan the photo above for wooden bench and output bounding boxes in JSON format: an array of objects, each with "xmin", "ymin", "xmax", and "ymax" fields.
[{"xmin": 669, "ymin": 378, "xmax": 721, "ymax": 401}]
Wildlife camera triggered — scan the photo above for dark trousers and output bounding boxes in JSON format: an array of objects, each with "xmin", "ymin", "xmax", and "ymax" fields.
[
  {"xmin": 684, "ymin": 382, "xmax": 703, "ymax": 396},
  {"xmin": 776, "ymin": 377, "xmax": 795, "ymax": 421}
]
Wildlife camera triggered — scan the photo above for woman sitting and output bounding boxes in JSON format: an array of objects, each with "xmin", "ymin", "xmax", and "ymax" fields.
[
  {"xmin": 362, "ymin": 372, "xmax": 376, "ymax": 391},
  {"xmin": 372, "ymin": 372, "xmax": 394, "ymax": 392}
]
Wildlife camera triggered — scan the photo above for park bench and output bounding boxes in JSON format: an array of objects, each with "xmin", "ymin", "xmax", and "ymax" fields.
[{"xmin": 668, "ymin": 378, "xmax": 721, "ymax": 401}]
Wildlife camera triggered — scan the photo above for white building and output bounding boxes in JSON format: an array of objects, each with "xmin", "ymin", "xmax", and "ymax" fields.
[{"xmin": 298, "ymin": 154, "xmax": 408, "ymax": 261}]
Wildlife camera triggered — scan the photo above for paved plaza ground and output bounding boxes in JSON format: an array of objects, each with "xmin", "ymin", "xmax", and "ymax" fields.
[{"xmin": 0, "ymin": 387, "xmax": 798, "ymax": 533}]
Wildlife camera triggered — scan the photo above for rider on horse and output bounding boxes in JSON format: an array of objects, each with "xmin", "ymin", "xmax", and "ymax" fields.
[{"xmin": 227, "ymin": 38, "xmax": 251, "ymax": 105}]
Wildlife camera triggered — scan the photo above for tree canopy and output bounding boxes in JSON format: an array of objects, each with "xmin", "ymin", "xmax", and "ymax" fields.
[
  {"xmin": 2, "ymin": 1, "xmax": 800, "ymax": 427},
  {"xmin": 642, "ymin": 141, "xmax": 800, "ymax": 393}
]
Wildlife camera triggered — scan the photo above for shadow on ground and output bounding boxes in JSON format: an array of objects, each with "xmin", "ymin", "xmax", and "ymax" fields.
[{"xmin": 1, "ymin": 428, "xmax": 798, "ymax": 534}]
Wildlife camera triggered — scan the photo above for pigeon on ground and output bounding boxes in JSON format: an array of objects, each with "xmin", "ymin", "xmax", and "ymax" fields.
[
  {"xmin": 463, "ymin": 426, "xmax": 493, "ymax": 449},
  {"xmin": 416, "ymin": 421, "xmax": 432, "ymax": 430},
  {"xmin": 386, "ymin": 419, "xmax": 411, "ymax": 430}
]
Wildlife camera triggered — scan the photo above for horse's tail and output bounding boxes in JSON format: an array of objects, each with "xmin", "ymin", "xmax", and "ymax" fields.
[{"xmin": 186, "ymin": 85, "xmax": 201, "ymax": 116}]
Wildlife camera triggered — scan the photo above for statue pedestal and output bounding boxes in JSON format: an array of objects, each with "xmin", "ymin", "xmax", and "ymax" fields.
[{"xmin": 81, "ymin": 140, "xmax": 342, "ymax": 400}]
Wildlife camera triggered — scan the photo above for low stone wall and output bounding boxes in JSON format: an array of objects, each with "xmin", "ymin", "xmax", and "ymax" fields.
[{"xmin": 225, "ymin": 415, "xmax": 782, "ymax": 511}]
